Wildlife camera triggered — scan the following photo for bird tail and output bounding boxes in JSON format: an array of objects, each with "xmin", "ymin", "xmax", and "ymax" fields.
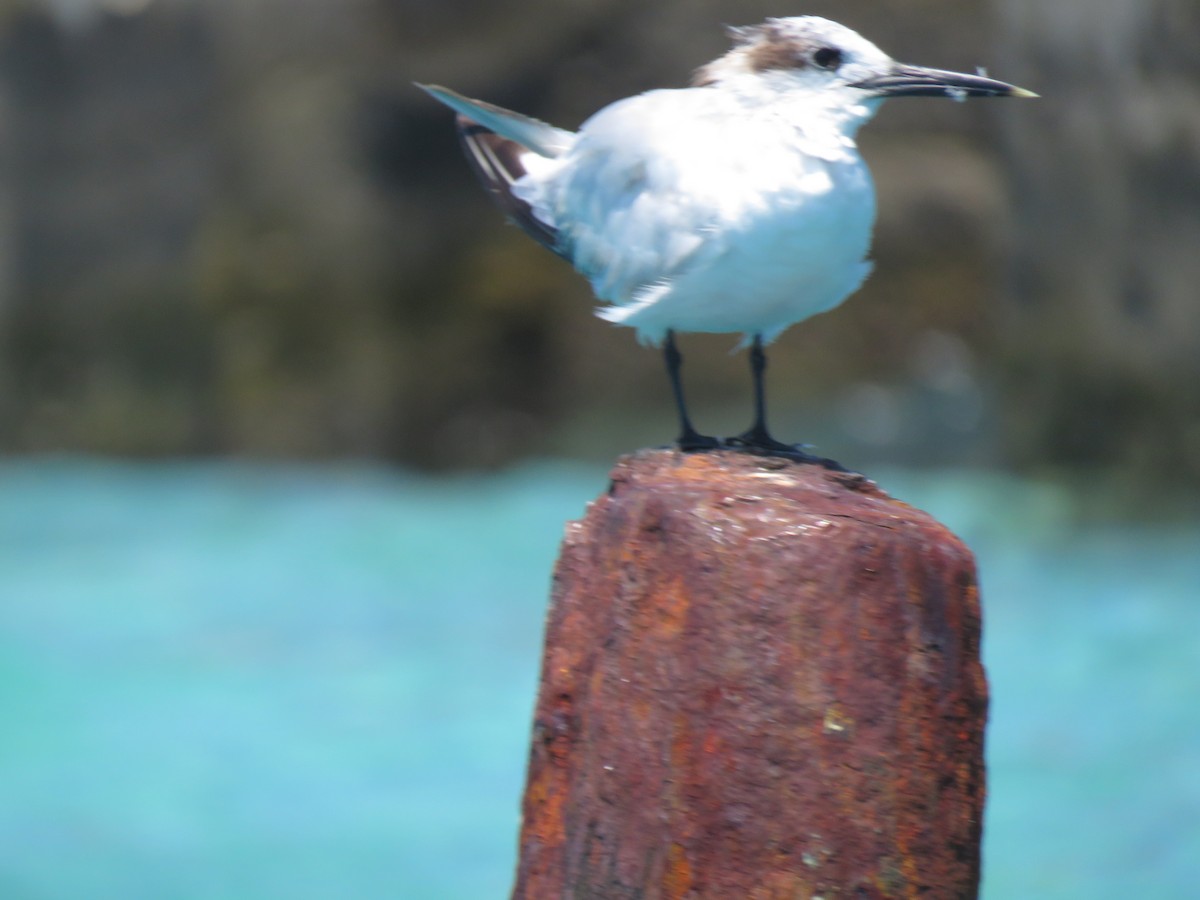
[
  {"xmin": 416, "ymin": 84, "xmax": 574, "ymax": 158},
  {"xmin": 418, "ymin": 83, "xmax": 568, "ymax": 255}
]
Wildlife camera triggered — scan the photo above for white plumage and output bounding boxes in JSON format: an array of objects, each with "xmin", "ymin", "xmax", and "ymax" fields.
[
  {"xmin": 536, "ymin": 87, "xmax": 876, "ymax": 346},
  {"xmin": 420, "ymin": 16, "xmax": 1032, "ymax": 454}
]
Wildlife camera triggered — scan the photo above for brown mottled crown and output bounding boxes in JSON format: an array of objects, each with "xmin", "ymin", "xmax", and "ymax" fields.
[{"xmin": 692, "ymin": 21, "xmax": 837, "ymax": 87}]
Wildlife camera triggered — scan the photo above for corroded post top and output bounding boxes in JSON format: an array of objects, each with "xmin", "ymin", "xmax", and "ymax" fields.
[
  {"xmin": 515, "ymin": 447, "xmax": 985, "ymax": 899},
  {"xmin": 598, "ymin": 448, "xmax": 965, "ymax": 550}
]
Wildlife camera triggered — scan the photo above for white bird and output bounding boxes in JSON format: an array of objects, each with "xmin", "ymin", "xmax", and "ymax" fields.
[{"xmin": 419, "ymin": 16, "xmax": 1033, "ymax": 457}]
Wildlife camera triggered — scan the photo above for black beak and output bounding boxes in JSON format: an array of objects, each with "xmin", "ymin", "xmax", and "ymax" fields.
[{"xmin": 854, "ymin": 63, "xmax": 1037, "ymax": 99}]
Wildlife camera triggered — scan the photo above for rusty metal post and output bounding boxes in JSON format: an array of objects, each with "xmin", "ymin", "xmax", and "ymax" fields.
[{"xmin": 512, "ymin": 449, "xmax": 986, "ymax": 899}]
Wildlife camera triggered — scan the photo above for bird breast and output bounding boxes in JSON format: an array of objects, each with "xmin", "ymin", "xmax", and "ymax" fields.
[{"xmin": 522, "ymin": 88, "xmax": 879, "ymax": 341}]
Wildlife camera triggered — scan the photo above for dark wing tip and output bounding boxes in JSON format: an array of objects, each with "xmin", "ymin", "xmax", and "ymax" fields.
[{"xmin": 455, "ymin": 116, "xmax": 564, "ymax": 256}]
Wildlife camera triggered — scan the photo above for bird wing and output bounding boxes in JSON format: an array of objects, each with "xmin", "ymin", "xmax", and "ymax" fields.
[
  {"xmin": 541, "ymin": 90, "xmax": 734, "ymax": 307},
  {"xmin": 419, "ymin": 84, "xmax": 574, "ymax": 255},
  {"xmin": 420, "ymin": 85, "xmax": 734, "ymax": 314},
  {"xmin": 417, "ymin": 85, "xmax": 574, "ymax": 157},
  {"xmin": 455, "ymin": 117, "xmax": 565, "ymax": 253}
]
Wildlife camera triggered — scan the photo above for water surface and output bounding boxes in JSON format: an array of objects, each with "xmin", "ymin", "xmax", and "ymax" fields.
[{"xmin": 0, "ymin": 458, "xmax": 1196, "ymax": 898}]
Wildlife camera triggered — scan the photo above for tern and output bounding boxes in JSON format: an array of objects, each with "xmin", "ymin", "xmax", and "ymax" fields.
[{"xmin": 419, "ymin": 16, "xmax": 1033, "ymax": 457}]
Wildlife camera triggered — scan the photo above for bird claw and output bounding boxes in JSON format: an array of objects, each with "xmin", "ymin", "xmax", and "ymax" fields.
[
  {"xmin": 725, "ymin": 431, "xmax": 796, "ymax": 454},
  {"xmin": 675, "ymin": 430, "xmax": 723, "ymax": 452},
  {"xmin": 669, "ymin": 428, "xmax": 848, "ymax": 472},
  {"xmin": 724, "ymin": 425, "xmax": 799, "ymax": 453},
  {"xmin": 724, "ymin": 431, "xmax": 847, "ymax": 471}
]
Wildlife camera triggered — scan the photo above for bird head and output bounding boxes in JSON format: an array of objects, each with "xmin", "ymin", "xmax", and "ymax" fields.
[{"xmin": 694, "ymin": 16, "xmax": 1034, "ymax": 118}]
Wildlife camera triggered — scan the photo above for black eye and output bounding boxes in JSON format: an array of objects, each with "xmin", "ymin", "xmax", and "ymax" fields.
[{"xmin": 812, "ymin": 47, "xmax": 843, "ymax": 70}]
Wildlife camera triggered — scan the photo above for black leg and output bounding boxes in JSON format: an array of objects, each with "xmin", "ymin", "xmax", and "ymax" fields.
[
  {"xmin": 728, "ymin": 335, "xmax": 802, "ymax": 454},
  {"xmin": 720, "ymin": 335, "xmax": 849, "ymax": 469},
  {"xmin": 664, "ymin": 330, "xmax": 719, "ymax": 451}
]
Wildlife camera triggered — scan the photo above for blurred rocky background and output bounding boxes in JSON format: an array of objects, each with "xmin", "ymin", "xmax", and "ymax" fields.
[{"xmin": 0, "ymin": 0, "xmax": 1197, "ymax": 493}]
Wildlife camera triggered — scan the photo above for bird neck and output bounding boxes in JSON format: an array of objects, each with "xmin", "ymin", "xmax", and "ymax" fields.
[{"xmin": 713, "ymin": 73, "xmax": 881, "ymax": 143}]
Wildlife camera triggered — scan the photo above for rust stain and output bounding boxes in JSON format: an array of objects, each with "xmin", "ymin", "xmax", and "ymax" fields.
[
  {"xmin": 655, "ymin": 575, "xmax": 690, "ymax": 638},
  {"xmin": 524, "ymin": 767, "xmax": 566, "ymax": 847},
  {"xmin": 663, "ymin": 842, "xmax": 693, "ymax": 900},
  {"xmin": 512, "ymin": 450, "xmax": 985, "ymax": 899}
]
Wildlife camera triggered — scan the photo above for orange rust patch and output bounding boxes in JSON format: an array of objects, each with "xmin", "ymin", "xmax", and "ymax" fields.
[
  {"xmin": 654, "ymin": 576, "xmax": 690, "ymax": 638},
  {"xmin": 664, "ymin": 842, "xmax": 693, "ymax": 900},
  {"xmin": 676, "ymin": 454, "xmax": 719, "ymax": 479},
  {"xmin": 886, "ymin": 822, "xmax": 922, "ymax": 900},
  {"xmin": 524, "ymin": 768, "xmax": 566, "ymax": 847}
]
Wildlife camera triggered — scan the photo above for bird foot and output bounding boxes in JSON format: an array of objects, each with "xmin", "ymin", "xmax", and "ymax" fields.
[
  {"xmin": 724, "ymin": 429, "xmax": 847, "ymax": 471},
  {"xmin": 675, "ymin": 429, "xmax": 722, "ymax": 453}
]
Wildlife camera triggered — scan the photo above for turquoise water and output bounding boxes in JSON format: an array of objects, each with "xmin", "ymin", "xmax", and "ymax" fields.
[{"xmin": 0, "ymin": 458, "xmax": 1197, "ymax": 898}]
